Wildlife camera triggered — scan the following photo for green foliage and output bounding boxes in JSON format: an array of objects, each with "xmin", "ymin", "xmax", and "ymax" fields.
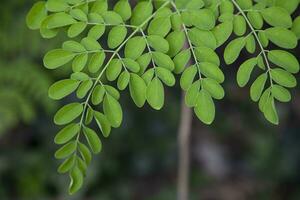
[
  {"xmin": 26, "ymin": 0, "xmax": 300, "ymax": 194},
  {"xmin": 223, "ymin": 0, "xmax": 299, "ymax": 125},
  {"xmin": 0, "ymin": 61, "xmax": 56, "ymax": 135}
]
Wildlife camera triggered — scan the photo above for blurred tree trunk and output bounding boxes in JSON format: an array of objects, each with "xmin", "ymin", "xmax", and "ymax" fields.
[{"xmin": 177, "ymin": 93, "xmax": 193, "ymax": 200}]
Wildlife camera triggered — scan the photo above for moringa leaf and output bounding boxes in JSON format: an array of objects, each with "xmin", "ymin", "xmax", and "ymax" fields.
[
  {"xmin": 54, "ymin": 103, "xmax": 83, "ymax": 125},
  {"xmin": 146, "ymin": 77, "xmax": 165, "ymax": 110},
  {"xmin": 49, "ymin": 79, "xmax": 80, "ymax": 100}
]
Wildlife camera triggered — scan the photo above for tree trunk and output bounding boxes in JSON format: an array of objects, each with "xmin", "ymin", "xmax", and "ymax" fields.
[{"xmin": 177, "ymin": 92, "xmax": 193, "ymax": 200}]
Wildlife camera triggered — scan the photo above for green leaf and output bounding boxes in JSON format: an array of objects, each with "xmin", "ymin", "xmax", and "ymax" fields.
[
  {"xmin": 153, "ymin": 52, "xmax": 175, "ymax": 71},
  {"xmin": 137, "ymin": 53, "xmax": 152, "ymax": 74},
  {"xmin": 125, "ymin": 36, "xmax": 146, "ymax": 60},
  {"xmin": 114, "ymin": 0, "xmax": 132, "ymax": 21},
  {"xmin": 117, "ymin": 71, "xmax": 130, "ymax": 90},
  {"xmin": 79, "ymin": 142, "xmax": 92, "ymax": 165},
  {"xmin": 55, "ymin": 123, "xmax": 80, "ymax": 145},
  {"xmin": 104, "ymin": 85, "xmax": 120, "ymax": 100},
  {"xmin": 262, "ymin": 7, "xmax": 292, "ymax": 28},
  {"xmin": 54, "ymin": 103, "xmax": 83, "ymax": 125},
  {"xmin": 262, "ymin": 96, "xmax": 279, "ymax": 125},
  {"xmin": 271, "ymin": 85, "xmax": 291, "ymax": 102},
  {"xmin": 70, "ymin": 9, "xmax": 88, "ymax": 21},
  {"xmin": 26, "ymin": 1, "xmax": 47, "ymax": 30},
  {"xmin": 185, "ymin": 81, "xmax": 200, "ymax": 107},
  {"xmin": 88, "ymin": 25, "xmax": 106, "ymax": 40},
  {"xmin": 83, "ymin": 126, "xmax": 102, "ymax": 154},
  {"xmin": 173, "ymin": 49, "xmax": 191, "ymax": 74},
  {"xmin": 224, "ymin": 37, "xmax": 246, "ymax": 65},
  {"xmin": 259, "ymin": 89, "xmax": 271, "ymax": 113},
  {"xmin": 81, "ymin": 37, "xmax": 102, "ymax": 51},
  {"xmin": 257, "ymin": 55, "xmax": 266, "ymax": 70},
  {"xmin": 72, "ymin": 54, "xmax": 88, "ymax": 72},
  {"xmin": 71, "ymin": 72, "xmax": 89, "ymax": 81},
  {"xmin": 202, "ymin": 78, "xmax": 225, "ymax": 100},
  {"xmin": 155, "ymin": 67, "xmax": 176, "ymax": 87},
  {"xmin": 68, "ymin": 22, "xmax": 87, "ymax": 38},
  {"xmin": 85, "ymin": 107, "xmax": 94, "ymax": 125},
  {"xmin": 212, "ymin": 21, "xmax": 233, "ymax": 47},
  {"xmin": 270, "ymin": 68, "xmax": 297, "ymax": 88},
  {"xmin": 184, "ymin": 9, "xmax": 215, "ymax": 30},
  {"xmin": 106, "ymin": 59, "xmax": 122, "ymax": 81},
  {"xmin": 131, "ymin": 1, "xmax": 153, "ymax": 26},
  {"xmin": 188, "ymin": 28, "xmax": 217, "ymax": 50},
  {"xmin": 245, "ymin": 35, "xmax": 256, "ymax": 54},
  {"xmin": 166, "ymin": 31, "xmax": 186, "ymax": 57},
  {"xmin": 292, "ymin": 16, "xmax": 300, "ymax": 39},
  {"xmin": 94, "ymin": 112, "xmax": 111, "ymax": 138},
  {"xmin": 194, "ymin": 90, "xmax": 215, "ymax": 125},
  {"xmin": 77, "ymin": 157, "xmax": 87, "ymax": 176},
  {"xmin": 250, "ymin": 73, "xmax": 267, "ymax": 102},
  {"xmin": 180, "ymin": 66, "xmax": 197, "ymax": 90},
  {"xmin": 247, "ymin": 11, "xmax": 263, "ymax": 29},
  {"xmin": 44, "ymin": 49, "xmax": 75, "ymax": 69},
  {"xmin": 233, "ymin": 15, "xmax": 246, "ymax": 36},
  {"xmin": 199, "ymin": 62, "xmax": 224, "ymax": 83},
  {"xmin": 108, "ymin": 26, "xmax": 127, "ymax": 49},
  {"xmin": 176, "ymin": 0, "xmax": 204, "ymax": 9},
  {"xmin": 58, "ymin": 155, "xmax": 75, "ymax": 174},
  {"xmin": 148, "ymin": 16, "xmax": 171, "ymax": 37},
  {"xmin": 123, "ymin": 58, "xmax": 140, "ymax": 73},
  {"xmin": 40, "ymin": 15, "xmax": 59, "ymax": 39},
  {"xmin": 103, "ymin": 94, "xmax": 123, "ymax": 128},
  {"xmin": 220, "ymin": 1, "xmax": 234, "ymax": 14},
  {"xmin": 194, "ymin": 46, "xmax": 220, "ymax": 66},
  {"xmin": 237, "ymin": 58, "xmax": 257, "ymax": 87},
  {"xmin": 102, "ymin": 11, "xmax": 123, "ymax": 25},
  {"xmin": 129, "ymin": 74, "xmax": 147, "ymax": 108},
  {"xmin": 76, "ymin": 80, "xmax": 93, "ymax": 99},
  {"xmin": 91, "ymin": 85, "xmax": 105, "ymax": 105},
  {"xmin": 46, "ymin": 0, "xmax": 69, "ymax": 12},
  {"xmin": 186, "ymin": 0, "xmax": 205, "ymax": 9},
  {"xmin": 268, "ymin": 50, "xmax": 299, "ymax": 74},
  {"xmin": 218, "ymin": 13, "xmax": 234, "ymax": 22},
  {"xmin": 88, "ymin": 52, "xmax": 105, "ymax": 73},
  {"xmin": 91, "ymin": 0, "xmax": 108, "ymax": 14},
  {"xmin": 69, "ymin": 166, "xmax": 83, "ymax": 195},
  {"xmin": 63, "ymin": 41, "xmax": 85, "ymax": 53},
  {"xmin": 47, "ymin": 12, "xmax": 76, "ymax": 29},
  {"xmin": 258, "ymin": 31, "xmax": 269, "ymax": 48},
  {"xmin": 235, "ymin": 0, "xmax": 252, "ymax": 9},
  {"xmin": 55, "ymin": 141, "xmax": 77, "ymax": 159},
  {"xmin": 49, "ymin": 79, "xmax": 80, "ymax": 100},
  {"xmin": 142, "ymin": 69, "xmax": 155, "ymax": 85},
  {"xmin": 147, "ymin": 35, "xmax": 169, "ymax": 53},
  {"xmin": 171, "ymin": 13, "xmax": 183, "ymax": 31},
  {"xmin": 275, "ymin": 0, "xmax": 299, "ymax": 14},
  {"xmin": 265, "ymin": 27, "xmax": 297, "ymax": 49},
  {"xmin": 146, "ymin": 77, "xmax": 165, "ymax": 110},
  {"xmin": 88, "ymin": 13, "xmax": 104, "ymax": 23}
]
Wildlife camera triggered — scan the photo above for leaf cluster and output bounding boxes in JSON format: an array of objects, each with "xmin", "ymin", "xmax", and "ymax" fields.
[
  {"xmin": 0, "ymin": 60, "xmax": 56, "ymax": 135},
  {"xmin": 26, "ymin": 0, "xmax": 300, "ymax": 194}
]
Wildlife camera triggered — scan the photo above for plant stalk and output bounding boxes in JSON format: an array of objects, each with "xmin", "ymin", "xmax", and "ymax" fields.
[{"xmin": 177, "ymin": 92, "xmax": 193, "ymax": 200}]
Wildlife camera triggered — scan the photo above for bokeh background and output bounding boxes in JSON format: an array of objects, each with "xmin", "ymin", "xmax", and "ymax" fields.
[{"xmin": 1, "ymin": 0, "xmax": 300, "ymax": 200}]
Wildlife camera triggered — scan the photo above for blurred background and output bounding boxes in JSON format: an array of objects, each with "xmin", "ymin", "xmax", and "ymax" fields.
[{"xmin": 1, "ymin": 0, "xmax": 300, "ymax": 200}]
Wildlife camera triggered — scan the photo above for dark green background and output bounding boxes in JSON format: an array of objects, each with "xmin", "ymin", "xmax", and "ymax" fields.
[{"xmin": 1, "ymin": 0, "xmax": 300, "ymax": 199}]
